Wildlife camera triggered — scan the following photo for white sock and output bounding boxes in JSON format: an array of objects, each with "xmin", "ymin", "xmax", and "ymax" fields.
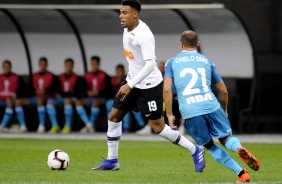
[
  {"xmin": 159, "ymin": 124, "xmax": 196, "ymax": 154},
  {"xmin": 107, "ymin": 120, "xmax": 122, "ymax": 160}
]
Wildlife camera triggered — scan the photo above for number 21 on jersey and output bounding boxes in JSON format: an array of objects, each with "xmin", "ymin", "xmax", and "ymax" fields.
[{"xmin": 180, "ymin": 67, "xmax": 209, "ymax": 96}]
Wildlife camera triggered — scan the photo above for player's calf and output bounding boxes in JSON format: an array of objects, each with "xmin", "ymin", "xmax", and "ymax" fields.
[
  {"xmin": 159, "ymin": 124, "xmax": 205, "ymax": 172},
  {"xmin": 222, "ymin": 136, "xmax": 260, "ymax": 171},
  {"xmin": 148, "ymin": 118, "xmax": 165, "ymax": 134}
]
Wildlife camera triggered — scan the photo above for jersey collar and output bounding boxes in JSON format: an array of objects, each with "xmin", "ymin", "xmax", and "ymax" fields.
[
  {"xmin": 181, "ymin": 50, "xmax": 197, "ymax": 53},
  {"xmin": 126, "ymin": 19, "xmax": 141, "ymax": 33}
]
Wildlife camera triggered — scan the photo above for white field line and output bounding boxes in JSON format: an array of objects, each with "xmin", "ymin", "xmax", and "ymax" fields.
[{"xmin": 0, "ymin": 133, "xmax": 282, "ymax": 143}]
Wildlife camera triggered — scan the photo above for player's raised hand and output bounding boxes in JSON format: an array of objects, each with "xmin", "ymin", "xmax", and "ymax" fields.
[
  {"xmin": 167, "ymin": 114, "xmax": 177, "ymax": 130},
  {"xmin": 116, "ymin": 84, "xmax": 131, "ymax": 101}
]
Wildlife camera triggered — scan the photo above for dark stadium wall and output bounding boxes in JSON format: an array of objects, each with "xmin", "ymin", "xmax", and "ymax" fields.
[{"xmin": 0, "ymin": 0, "xmax": 281, "ymax": 55}]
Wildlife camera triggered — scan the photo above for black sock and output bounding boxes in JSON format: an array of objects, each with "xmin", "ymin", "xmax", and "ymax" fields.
[{"xmin": 238, "ymin": 169, "xmax": 245, "ymax": 177}]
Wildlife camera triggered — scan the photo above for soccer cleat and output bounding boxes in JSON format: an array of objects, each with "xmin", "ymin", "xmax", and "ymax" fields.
[
  {"xmin": 80, "ymin": 125, "xmax": 95, "ymax": 133},
  {"xmin": 92, "ymin": 158, "xmax": 120, "ymax": 171},
  {"xmin": 87, "ymin": 125, "xmax": 95, "ymax": 133},
  {"xmin": 192, "ymin": 146, "xmax": 205, "ymax": 172},
  {"xmin": 48, "ymin": 126, "xmax": 60, "ymax": 134},
  {"xmin": 0, "ymin": 127, "xmax": 9, "ymax": 133},
  {"xmin": 61, "ymin": 126, "xmax": 71, "ymax": 134},
  {"xmin": 19, "ymin": 126, "xmax": 27, "ymax": 133},
  {"xmin": 37, "ymin": 125, "xmax": 45, "ymax": 133},
  {"xmin": 237, "ymin": 147, "xmax": 260, "ymax": 171},
  {"xmin": 237, "ymin": 169, "xmax": 250, "ymax": 183},
  {"xmin": 79, "ymin": 126, "xmax": 88, "ymax": 133}
]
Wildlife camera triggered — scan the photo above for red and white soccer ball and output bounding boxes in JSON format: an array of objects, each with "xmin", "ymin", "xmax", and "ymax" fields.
[{"xmin": 47, "ymin": 149, "xmax": 70, "ymax": 170}]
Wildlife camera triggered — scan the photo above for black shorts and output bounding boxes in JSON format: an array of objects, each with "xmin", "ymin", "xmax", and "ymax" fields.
[{"xmin": 113, "ymin": 80, "xmax": 163, "ymax": 120}]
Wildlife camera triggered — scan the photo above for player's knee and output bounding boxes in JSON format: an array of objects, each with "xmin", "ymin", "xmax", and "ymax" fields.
[
  {"xmin": 108, "ymin": 110, "xmax": 123, "ymax": 122},
  {"xmin": 37, "ymin": 99, "xmax": 44, "ymax": 106},
  {"xmin": 7, "ymin": 101, "xmax": 13, "ymax": 108},
  {"xmin": 93, "ymin": 100, "xmax": 103, "ymax": 107},
  {"xmin": 15, "ymin": 99, "xmax": 22, "ymax": 106},
  {"xmin": 75, "ymin": 100, "xmax": 82, "ymax": 106},
  {"xmin": 149, "ymin": 120, "xmax": 164, "ymax": 134},
  {"xmin": 204, "ymin": 139, "xmax": 215, "ymax": 150},
  {"xmin": 64, "ymin": 98, "xmax": 72, "ymax": 105},
  {"xmin": 152, "ymin": 126, "xmax": 162, "ymax": 134},
  {"xmin": 218, "ymin": 136, "xmax": 231, "ymax": 146}
]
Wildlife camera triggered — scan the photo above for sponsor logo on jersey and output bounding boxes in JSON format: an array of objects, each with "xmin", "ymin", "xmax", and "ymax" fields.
[
  {"xmin": 124, "ymin": 49, "xmax": 134, "ymax": 60},
  {"xmin": 186, "ymin": 93, "xmax": 213, "ymax": 104}
]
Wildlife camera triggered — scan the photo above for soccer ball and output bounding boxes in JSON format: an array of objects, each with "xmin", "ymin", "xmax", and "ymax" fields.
[{"xmin": 47, "ymin": 149, "xmax": 70, "ymax": 170}]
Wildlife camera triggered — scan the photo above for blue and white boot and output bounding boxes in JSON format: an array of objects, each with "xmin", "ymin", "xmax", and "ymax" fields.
[
  {"xmin": 92, "ymin": 158, "xmax": 120, "ymax": 171},
  {"xmin": 192, "ymin": 146, "xmax": 205, "ymax": 172}
]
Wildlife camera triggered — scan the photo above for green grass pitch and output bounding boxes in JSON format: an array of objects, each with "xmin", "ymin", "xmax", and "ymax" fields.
[{"xmin": 0, "ymin": 138, "xmax": 281, "ymax": 184}]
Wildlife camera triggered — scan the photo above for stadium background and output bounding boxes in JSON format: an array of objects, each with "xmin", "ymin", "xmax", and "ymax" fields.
[{"xmin": 0, "ymin": 0, "xmax": 281, "ymax": 133}]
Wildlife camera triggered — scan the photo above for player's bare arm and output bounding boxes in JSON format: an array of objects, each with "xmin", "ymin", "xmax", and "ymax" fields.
[
  {"xmin": 163, "ymin": 77, "xmax": 177, "ymax": 129},
  {"xmin": 214, "ymin": 81, "xmax": 228, "ymax": 114}
]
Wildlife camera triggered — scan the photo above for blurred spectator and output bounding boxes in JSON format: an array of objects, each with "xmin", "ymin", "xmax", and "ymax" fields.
[
  {"xmin": 158, "ymin": 60, "xmax": 165, "ymax": 76},
  {"xmin": 106, "ymin": 64, "xmax": 145, "ymax": 132},
  {"xmin": 15, "ymin": 57, "xmax": 60, "ymax": 133},
  {"xmin": 46, "ymin": 58, "xmax": 84, "ymax": 133},
  {"xmin": 75, "ymin": 56, "xmax": 114, "ymax": 133},
  {"xmin": 0, "ymin": 60, "xmax": 27, "ymax": 132}
]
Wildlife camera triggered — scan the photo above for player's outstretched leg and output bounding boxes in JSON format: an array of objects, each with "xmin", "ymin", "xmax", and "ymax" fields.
[
  {"xmin": 221, "ymin": 136, "xmax": 260, "ymax": 171},
  {"xmin": 92, "ymin": 120, "xmax": 121, "ymax": 171},
  {"xmin": 206, "ymin": 142, "xmax": 250, "ymax": 183},
  {"xmin": 155, "ymin": 122, "xmax": 205, "ymax": 172}
]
